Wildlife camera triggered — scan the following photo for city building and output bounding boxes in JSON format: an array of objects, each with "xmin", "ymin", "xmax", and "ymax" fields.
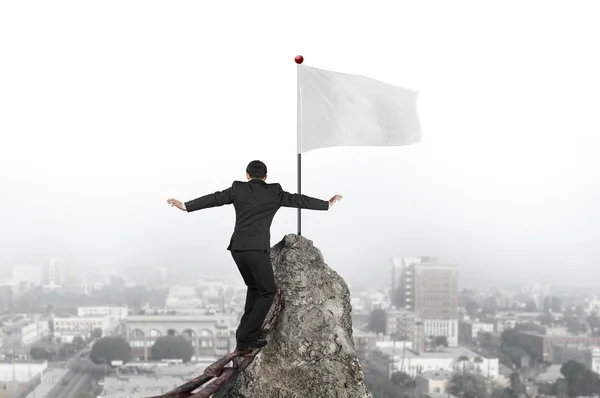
[
  {"xmin": 125, "ymin": 314, "xmax": 237, "ymax": 360},
  {"xmin": 414, "ymin": 370, "xmax": 454, "ymax": 397},
  {"xmin": 385, "ymin": 310, "xmax": 425, "ymax": 352},
  {"xmin": 490, "ymin": 317, "xmax": 519, "ymax": 332},
  {"xmin": 77, "ymin": 306, "xmax": 128, "ymax": 320},
  {"xmin": 390, "ymin": 258, "xmax": 459, "ymax": 347},
  {"xmin": 459, "ymin": 321, "xmax": 494, "ymax": 343},
  {"xmin": 553, "ymin": 345, "xmax": 600, "ymax": 373},
  {"xmin": 390, "ymin": 257, "xmax": 438, "ymax": 311},
  {"xmin": 53, "ymin": 314, "xmax": 113, "ymax": 336},
  {"xmin": 44, "ymin": 257, "xmax": 65, "ymax": 287},
  {"xmin": 371, "ymin": 345, "xmax": 499, "ymax": 379},
  {"xmin": 512, "ymin": 330, "xmax": 600, "ymax": 362},
  {"xmin": 523, "ymin": 283, "xmax": 550, "ymax": 309},
  {"xmin": 101, "ymin": 360, "xmax": 217, "ymax": 397},
  {"xmin": 165, "ymin": 285, "xmax": 201, "ymax": 309},
  {"xmin": 0, "ymin": 360, "xmax": 48, "ymax": 382},
  {"xmin": 352, "ymin": 328, "xmax": 378, "ymax": 377},
  {"xmin": 477, "ymin": 330, "xmax": 503, "ymax": 349},
  {"xmin": 2, "ymin": 319, "xmax": 50, "ymax": 347},
  {"xmin": 414, "ymin": 263, "xmax": 459, "ymax": 347}
]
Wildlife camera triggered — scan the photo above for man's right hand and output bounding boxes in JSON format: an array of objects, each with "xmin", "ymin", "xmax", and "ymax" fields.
[
  {"xmin": 167, "ymin": 198, "xmax": 186, "ymax": 211},
  {"xmin": 329, "ymin": 195, "xmax": 343, "ymax": 208}
]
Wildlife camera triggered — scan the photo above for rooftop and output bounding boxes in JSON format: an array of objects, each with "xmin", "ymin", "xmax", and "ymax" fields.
[
  {"xmin": 426, "ymin": 393, "xmax": 459, "ymax": 398},
  {"xmin": 536, "ymin": 365, "xmax": 563, "ymax": 383},
  {"xmin": 126, "ymin": 314, "xmax": 233, "ymax": 322},
  {"xmin": 554, "ymin": 344, "xmax": 600, "ymax": 352},
  {"xmin": 352, "ymin": 327, "xmax": 377, "ymax": 338},
  {"xmin": 102, "ymin": 375, "xmax": 190, "ymax": 398},
  {"xmin": 376, "ymin": 345, "xmax": 495, "ymax": 360},
  {"xmin": 102, "ymin": 363, "xmax": 213, "ymax": 398},
  {"xmin": 418, "ymin": 370, "xmax": 453, "ymax": 380}
]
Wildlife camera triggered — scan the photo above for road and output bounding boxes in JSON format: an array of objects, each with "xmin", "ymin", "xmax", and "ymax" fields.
[{"xmin": 45, "ymin": 356, "xmax": 95, "ymax": 398}]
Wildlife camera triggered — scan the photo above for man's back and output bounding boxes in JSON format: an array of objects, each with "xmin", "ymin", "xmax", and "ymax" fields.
[{"xmin": 184, "ymin": 179, "xmax": 330, "ymax": 251}]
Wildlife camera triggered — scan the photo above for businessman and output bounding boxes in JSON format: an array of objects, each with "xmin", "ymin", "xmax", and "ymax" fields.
[{"xmin": 167, "ymin": 160, "xmax": 342, "ymax": 352}]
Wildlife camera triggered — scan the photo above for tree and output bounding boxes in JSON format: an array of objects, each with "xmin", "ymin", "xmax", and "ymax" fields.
[
  {"xmin": 449, "ymin": 372, "xmax": 490, "ymax": 398},
  {"xmin": 553, "ymin": 378, "xmax": 568, "ymax": 398},
  {"xmin": 482, "ymin": 297, "xmax": 497, "ymax": 314},
  {"xmin": 501, "ymin": 346, "xmax": 528, "ymax": 368},
  {"xmin": 502, "ymin": 372, "xmax": 526, "ymax": 397},
  {"xmin": 456, "ymin": 355, "xmax": 470, "ymax": 372},
  {"xmin": 498, "ymin": 352, "xmax": 515, "ymax": 369},
  {"xmin": 391, "ymin": 371, "xmax": 414, "ymax": 389},
  {"xmin": 90, "ymin": 336, "xmax": 132, "ymax": 365},
  {"xmin": 560, "ymin": 360, "xmax": 600, "ymax": 397},
  {"xmin": 151, "ymin": 335, "xmax": 194, "ymax": 363},
  {"xmin": 587, "ymin": 313, "xmax": 600, "ymax": 334},
  {"xmin": 72, "ymin": 336, "xmax": 86, "ymax": 350},
  {"xmin": 474, "ymin": 356, "xmax": 484, "ymax": 373},
  {"xmin": 30, "ymin": 346, "xmax": 50, "ymax": 360},
  {"xmin": 433, "ymin": 336, "xmax": 448, "ymax": 347},
  {"xmin": 368, "ymin": 308, "xmax": 386, "ymax": 335},
  {"xmin": 465, "ymin": 299, "xmax": 481, "ymax": 317},
  {"xmin": 501, "ymin": 327, "xmax": 520, "ymax": 348},
  {"xmin": 91, "ymin": 328, "xmax": 103, "ymax": 339},
  {"xmin": 536, "ymin": 313, "xmax": 554, "ymax": 327},
  {"xmin": 365, "ymin": 373, "xmax": 405, "ymax": 398}
]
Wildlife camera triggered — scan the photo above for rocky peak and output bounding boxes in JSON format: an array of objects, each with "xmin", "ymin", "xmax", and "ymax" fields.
[{"xmin": 213, "ymin": 234, "xmax": 372, "ymax": 398}]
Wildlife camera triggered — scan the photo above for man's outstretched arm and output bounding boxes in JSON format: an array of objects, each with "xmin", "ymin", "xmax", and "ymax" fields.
[
  {"xmin": 167, "ymin": 185, "xmax": 234, "ymax": 213},
  {"xmin": 277, "ymin": 184, "xmax": 342, "ymax": 210}
]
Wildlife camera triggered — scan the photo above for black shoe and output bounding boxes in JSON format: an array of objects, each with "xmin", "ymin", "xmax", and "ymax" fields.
[{"xmin": 236, "ymin": 338, "xmax": 267, "ymax": 352}]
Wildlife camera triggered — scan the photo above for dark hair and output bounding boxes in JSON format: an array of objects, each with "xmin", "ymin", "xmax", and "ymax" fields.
[{"xmin": 246, "ymin": 160, "xmax": 267, "ymax": 179}]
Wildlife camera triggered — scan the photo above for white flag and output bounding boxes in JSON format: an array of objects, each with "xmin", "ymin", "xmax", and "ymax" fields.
[{"xmin": 299, "ymin": 65, "xmax": 421, "ymax": 154}]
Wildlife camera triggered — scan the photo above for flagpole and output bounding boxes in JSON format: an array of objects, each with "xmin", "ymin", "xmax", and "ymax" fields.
[{"xmin": 295, "ymin": 55, "xmax": 304, "ymax": 235}]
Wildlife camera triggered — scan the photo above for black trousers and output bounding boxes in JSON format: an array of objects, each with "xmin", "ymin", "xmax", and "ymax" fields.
[{"xmin": 231, "ymin": 250, "xmax": 277, "ymax": 344}]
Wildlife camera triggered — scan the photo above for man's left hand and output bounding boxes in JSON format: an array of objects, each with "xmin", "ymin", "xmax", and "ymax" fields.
[{"xmin": 167, "ymin": 198, "xmax": 185, "ymax": 211}]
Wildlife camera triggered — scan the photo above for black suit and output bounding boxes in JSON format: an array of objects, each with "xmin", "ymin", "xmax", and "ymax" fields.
[
  {"xmin": 184, "ymin": 179, "xmax": 329, "ymax": 251},
  {"xmin": 184, "ymin": 179, "xmax": 329, "ymax": 348}
]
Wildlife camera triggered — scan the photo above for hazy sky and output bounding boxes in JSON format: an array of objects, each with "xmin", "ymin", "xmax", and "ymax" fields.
[{"xmin": 1, "ymin": 1, "xmax": 599, "ymax": 288}]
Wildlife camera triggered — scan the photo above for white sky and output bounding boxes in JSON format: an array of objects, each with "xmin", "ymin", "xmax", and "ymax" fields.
[{"xmin": 1, "ymin": 1, "xmax": 599, "ymax": 288}]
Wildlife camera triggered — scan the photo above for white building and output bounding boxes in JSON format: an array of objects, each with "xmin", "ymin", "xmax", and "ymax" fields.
[
  {"xmin": 166, "ymin": 285, "xmax": 201, "ymax": 309},
  {"xmin": 424, "ymin": 319, "xmax": 459, "ymax": 347},
  {"xmin": 0, "ymin": 360, "xmax": 48, "ymax": 382},
  {"xmin": 371, "ymin": 345, "xmax": 499, "ymax": 380},
  {"xmin": 53, "ymin": 314, "xmax": 112, "ymax": 335},
  {"xmin": 44, "ymin": 257, "xmax": 65, "ymax": 287},
  {"xmin": 77, "ymin": 306, "xmax": 128, "ymax": 320},
  {"xmin": 489, "ymin": 316, "xmax": 519, "ymax": 332},
  {"xmin": 459, "ymin": 321, "xmax": 495, "ymax": 342},
  {"xmin": 414, "ymin": 370, "xmax": 456, "ymax": 397},
  {"xmin": 2, "ymin": 320, "xmax": 50, "ymax": 347}
]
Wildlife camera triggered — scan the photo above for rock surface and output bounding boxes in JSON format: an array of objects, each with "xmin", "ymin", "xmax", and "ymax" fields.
[{"xmin": 213, "ymin": 234, "xmax": 372, "ymax": 398}]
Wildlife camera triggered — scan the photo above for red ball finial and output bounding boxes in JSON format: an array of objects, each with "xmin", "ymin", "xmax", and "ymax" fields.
[{"xmin": 295, "ymin": 55, "xmax": 304, "ymax": 64}]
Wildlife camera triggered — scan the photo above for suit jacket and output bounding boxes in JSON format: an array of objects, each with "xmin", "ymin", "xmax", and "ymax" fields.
[{"xmin": 184, "ymin": 179, "xmax": 329, "ymax": 251}]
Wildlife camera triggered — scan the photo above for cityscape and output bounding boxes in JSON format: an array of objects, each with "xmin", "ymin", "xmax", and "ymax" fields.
[{"xmin": 2, "ymin": 256, "xmax": 600, "ymax": 397}]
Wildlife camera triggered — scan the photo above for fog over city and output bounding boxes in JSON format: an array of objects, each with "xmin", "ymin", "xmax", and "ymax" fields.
[{"xmin": 3, "ymin": 2, "xmax": 599, "ymax": 288}]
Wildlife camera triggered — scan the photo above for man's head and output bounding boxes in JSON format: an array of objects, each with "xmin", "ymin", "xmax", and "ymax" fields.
[{"xmin": 246, "ymin": 160, "xmax": 267, "ymax": 181}]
